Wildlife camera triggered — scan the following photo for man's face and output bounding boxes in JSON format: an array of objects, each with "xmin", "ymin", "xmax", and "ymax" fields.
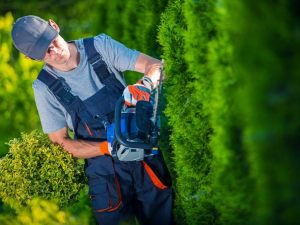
[{"xmin": 43, "ymin": 35, "xmax": 70, "ymax": 66}]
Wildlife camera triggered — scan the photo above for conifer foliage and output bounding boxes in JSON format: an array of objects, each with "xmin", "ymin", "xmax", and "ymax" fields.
[{"xmin": 157, "ymin": 0, "xmax": 300, "ymax": 224}]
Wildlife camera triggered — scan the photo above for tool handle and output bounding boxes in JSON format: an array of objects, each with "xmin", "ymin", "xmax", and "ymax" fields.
[{"xmin": 115, "ymin": 96, "xmax": 157, "ymax": 149}]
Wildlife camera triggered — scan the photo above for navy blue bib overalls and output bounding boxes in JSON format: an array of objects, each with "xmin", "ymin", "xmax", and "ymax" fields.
[{"xmin": 38, "ymin": 37, "xmax": 173, "ymax": 225}]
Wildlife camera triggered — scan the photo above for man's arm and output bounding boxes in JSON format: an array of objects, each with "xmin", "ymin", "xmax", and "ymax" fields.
[
  {"xmin": 48, "ymin": 127, "xmax": 105, "ymax": 158},
  {"xmin": 134, "ymin": 53, "xmax": 162, "ymax": 88},
  {"xmin": 48, "ymin": 53, "xmax": 161, "ymax": 158}
]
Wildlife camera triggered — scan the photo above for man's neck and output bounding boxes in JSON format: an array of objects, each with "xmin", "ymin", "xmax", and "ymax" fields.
[{"xmin": 66, "ymin": 42, "xmax": 80, "ymax": 69}]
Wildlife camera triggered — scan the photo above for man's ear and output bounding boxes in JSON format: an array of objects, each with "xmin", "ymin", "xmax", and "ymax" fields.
[{"xmin": 48, "ymin": 19, "xmax": 60, "ymax": 33}]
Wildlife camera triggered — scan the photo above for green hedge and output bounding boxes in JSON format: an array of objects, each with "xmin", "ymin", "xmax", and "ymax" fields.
[
  {"xmin": 1, "ymin": 1, "xmax": 104, "ymax": 39},
  {"xmin": 158, "ymin": 1, "xmax": 188, "ymax": 223},
  {"xmin": 158, "ymin": 0, "xmax": 216, "ymax": 224},
  {"xmin": 227, "ymin": 1, "xmax": 300, "ymax": 224},
  {"xmin": 94, "ymin": 0, "xmax": 168, "ymax": 84},
  {"xmin": 160, "ymin": 0, "xmax": 300, "ymax": 224},
  {"xmin": 208, "ymin": 2, "xmax": 254, "ymax": 224}
]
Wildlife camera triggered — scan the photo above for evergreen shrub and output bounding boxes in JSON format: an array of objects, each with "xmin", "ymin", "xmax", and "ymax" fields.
[
  {"xmin": 100, "ymin": 1, "xmax": 126, "ymax": 40},
  {"xmin": 207, "ymin": 2, "xmax": 254, "ymax": 224},
  {"xmin": 0, "ymin": 198, "xmax": 87, "ymax": 225},
  {"xmin": 0, "ymin": 130, "xmax": 85, "ymax": 210},
  {"xmin": 182, "ymin": 0, "xmax": 217, "ymax": 224},
  {"xmin": 227, "ymin": 1, "xmax": 300, "ymax": 224},
  {"xmin": 135, "ymin": 0, "xmax": 168, "ymax": 58},
  {"xmin": 158, "ymin": 0, "xmax": 216, "ymax": 224},
  {"xmin": 158, "ymin": 0, "xmax": 188, "ymax": 223}
]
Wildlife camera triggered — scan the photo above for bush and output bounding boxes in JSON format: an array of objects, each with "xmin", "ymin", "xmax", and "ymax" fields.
[
  {"xmin": 0, "ymin": 13, "xmax": 42, "ymax": 156},
  {"xmin": 0, "ymin": 198, "xmax": 88, "ymax": 225},
  {"xmin": 158, "ymin": 1, "xmax": 189, "ymax": 223},
  {"xmin": 158, "ymin": 0, "xmax": 216, "ymax": 224},
  {"xmin": 183, "ymin": 0, "xmax": 217, "ymax": 224},
  {"xmin": 207, "ymin": 2, "xmax": 254, "ymax": 224},
  {"xmin": 227, "ymin": 1, "xmax": 300, "ymax": 224},
  {"xmin": 0, "ymin": 130, "xmax": 86, "ymax": 210}
]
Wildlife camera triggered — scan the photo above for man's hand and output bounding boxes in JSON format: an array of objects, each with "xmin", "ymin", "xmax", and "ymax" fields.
[{"xmin": 123, "ymin": 80, "xmax": 151, "ymax": 106}]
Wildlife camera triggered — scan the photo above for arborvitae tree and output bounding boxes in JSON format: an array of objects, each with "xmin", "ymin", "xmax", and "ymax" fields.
[
  {"xmin": 182, "ymin": 0, "xmax": 218, "ymax": 224},
  {"xmin": 159, "ymin": 0, "xmax": 217, "ymax": 224},
  {"xmin": 208, "ymin": 2, "xmax": 254, "ymax": 224},
  {"xmin": 102, "ymin": 1, "xmax": 126, "ymax": 40},
  {"xmin": 158, "ymin": 0, "xmax": 188, "ymax": 223},
  {"xmin": 120, "ymin": 0, "xmax": 140, "ymax": 49},
  {"xmin": 1, "ymin": 0, "xmax": 104, "ymax": 40},
  {"xmin": 227, "ymin": 1, "xmax": 300, "ymax": 224},
  {"xmin": 136, "ymin": 0, "xmax": 168, "ymax": 58}
]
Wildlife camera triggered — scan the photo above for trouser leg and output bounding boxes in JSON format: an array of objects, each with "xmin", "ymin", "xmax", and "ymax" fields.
[
  {"xmin": 85, "ymin": 156, "xmax": 133, "ymax": 225},
  {"xmin": 133, "ymin": 153, "xmax": 174, "ymax": 225},
  {"xmin": 135, "ymin": 184, "xmax": 173, "ymax": 225},
  {"xmin": 85, "ymin": 154, "xmax": 174, "ymax": 225}
]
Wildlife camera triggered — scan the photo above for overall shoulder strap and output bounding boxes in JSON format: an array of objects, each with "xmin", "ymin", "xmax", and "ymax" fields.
[
  {"xmin": 37, "ymin": 69, "xmax": 76, "ymax": 109},
  {"xmin": 83, "ymin": 37, "xmax": 111, "ymax": 83},
  {"xmin": 37, "ymin": 69, "xmax": 100, "ymax": 138}
]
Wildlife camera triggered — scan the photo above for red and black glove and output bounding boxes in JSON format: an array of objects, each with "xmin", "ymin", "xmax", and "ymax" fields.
[{"xmin": 123, "ymin": 76, "xmax": 153, "ymax": 106}]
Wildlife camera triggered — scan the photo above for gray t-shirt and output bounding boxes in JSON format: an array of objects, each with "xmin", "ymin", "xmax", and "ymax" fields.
[{"xmin": 32, "ymin": 34, "xmax": 139, "ymax": 133}]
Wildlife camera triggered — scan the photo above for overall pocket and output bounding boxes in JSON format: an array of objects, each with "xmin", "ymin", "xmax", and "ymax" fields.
[{"xmin": 86, "ymin": 156, "xmax": 122, "ymax": 212}]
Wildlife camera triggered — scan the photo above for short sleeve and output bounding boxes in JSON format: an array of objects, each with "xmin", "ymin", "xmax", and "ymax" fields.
[
  {"xmin": 94, "ymin": 34, "xmax": 140, "ymax": 72},
  {"xmin": 32, "ymin": 79, "xmax": 67, "ymax": 133}
]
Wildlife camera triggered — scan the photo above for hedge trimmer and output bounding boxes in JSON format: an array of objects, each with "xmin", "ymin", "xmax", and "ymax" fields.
[{"xmin": 108, "ymin": 61, "xmax": 165, "ymax": 161}]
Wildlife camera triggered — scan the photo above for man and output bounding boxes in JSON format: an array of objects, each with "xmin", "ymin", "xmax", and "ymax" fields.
[{"xmin": 11, "ymin": 15, "xmax": 173, "ymax": 225}]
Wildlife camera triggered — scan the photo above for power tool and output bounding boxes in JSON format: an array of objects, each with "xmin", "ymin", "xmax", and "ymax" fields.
[{"xmin": 107, "ymin": 62, "xmax": 164, "ymax": 161}]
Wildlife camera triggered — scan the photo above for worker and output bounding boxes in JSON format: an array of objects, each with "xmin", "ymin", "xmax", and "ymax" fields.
[{"xmin": 11, "ymin": 15, "xmax": 173, "ymax": 225}]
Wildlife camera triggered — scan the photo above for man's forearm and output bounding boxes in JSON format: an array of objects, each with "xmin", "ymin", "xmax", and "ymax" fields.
[
  {"xmin": 48, "ymin": 127, "xmax": 104, "ymax": 159},
  {"xmin": 52, "ymin": 137, "xmax": 102, "ymax": 159},
  {"xmin": 59, "ymin": 137, "xmax": 103, "ymax": 158},
  {"xmin": 134, "ymin": 53, "xmax": 162, "ymax": 88}
]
